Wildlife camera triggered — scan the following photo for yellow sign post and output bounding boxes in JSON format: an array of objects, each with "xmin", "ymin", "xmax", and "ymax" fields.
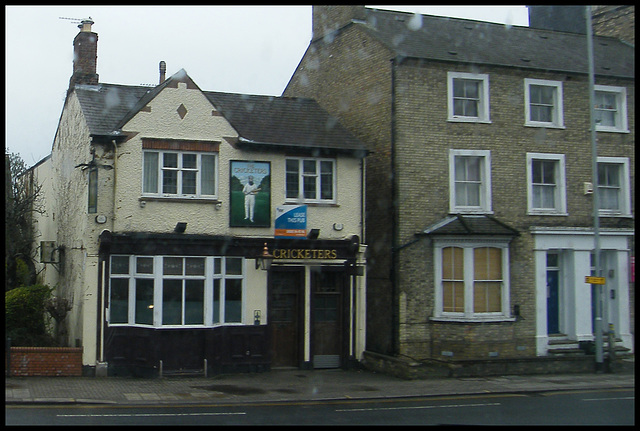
[{"xmin": 585, "ymin": 276, "xmax": 606, "ymax": 285}]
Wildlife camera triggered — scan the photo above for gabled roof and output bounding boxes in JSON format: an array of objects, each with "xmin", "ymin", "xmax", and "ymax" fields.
[
  {"xmin": 353, "ymin": 8, "xmax": 634, "ymax": 78},
  {"xmin": 420, "ymin": 214, "xmax": 519, "ymax": 237},
  {"xmin": 72, "ymin": 70, "xmax": 367, "ymax": 156}
]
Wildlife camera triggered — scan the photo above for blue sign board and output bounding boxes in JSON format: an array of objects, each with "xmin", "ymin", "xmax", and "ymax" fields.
[{"xmin": 275, "ymin": 205, "xmax": 307, "ymax": 238}]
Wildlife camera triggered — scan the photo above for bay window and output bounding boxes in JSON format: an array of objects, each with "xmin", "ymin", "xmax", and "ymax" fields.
[{"xmin": 434, "ymin": 239, "xmax": 511, "ymax": 321}]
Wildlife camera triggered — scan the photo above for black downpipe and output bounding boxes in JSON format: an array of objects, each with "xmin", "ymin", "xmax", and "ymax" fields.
[{"xmin": 390, "ymin": 58, "xmax": 399, "ymax": 355}]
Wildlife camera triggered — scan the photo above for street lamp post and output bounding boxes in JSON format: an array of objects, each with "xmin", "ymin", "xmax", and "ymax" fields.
[{"xmin": 585, "ymin": 6, "xmax": 604, "ymax": 372}]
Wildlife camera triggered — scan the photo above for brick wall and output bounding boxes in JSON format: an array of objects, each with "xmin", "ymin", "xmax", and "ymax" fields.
[{"xmin": 6, "ymin": 347, "xmax": 83, "ymax": 377}]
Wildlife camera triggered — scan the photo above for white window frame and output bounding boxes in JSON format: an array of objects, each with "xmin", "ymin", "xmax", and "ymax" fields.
[
  {"xmin": 285, "ymin": 157, "xmax": 337, "ymax": 204},
  {"xmin": 524, "ymin": 78, "xmax": 564, "ymax": 128},
  {"xmin": 432, "ymin": 238, "xmax": 512, "ymax": 322},
  {"xmin": 594, "ymin": 85, "xmax": 629, "ymax": 133},
  {"xmin": 597, "ymin": 156, "xmax": 631, "ymax": 217},
  {"xmin": 142, "ymin": 150, "xmax": 219, "ymax": 199},
  {"xmin": 447, "ymin": 72, "xmax": 491, "ymax": 123},
  {"xmin": 449, "ymin": 149, "xmax": 492, "ymax": 214},
  {"xmin": 107, "ymin": 255, "xmax": 246, "ymax": 328},
  {"xmin": 526, "ymin": 153, "xmax": 567, "ymax": 216}
]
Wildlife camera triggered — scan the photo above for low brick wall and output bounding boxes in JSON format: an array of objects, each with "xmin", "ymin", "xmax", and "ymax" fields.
[
  {"xmin": 362, "ymin": 350, "xmax": 598, "ymax": 379},
  {"xmin": 6, "ymin": 347, "xmax": 83, "ymax": 377}
]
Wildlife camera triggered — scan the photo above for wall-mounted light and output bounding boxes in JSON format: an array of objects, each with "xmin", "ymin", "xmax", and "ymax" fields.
[
  {"xmin": 307, "ymin": 229, "xmax": 320, "ymax": 240},
  {"xmin": 174, "ymin": 222, "xmax": 187, "ymax": 233},
  {"xmin": 256, "ymin": 242, "xmax": 274, "ymax": 271}
]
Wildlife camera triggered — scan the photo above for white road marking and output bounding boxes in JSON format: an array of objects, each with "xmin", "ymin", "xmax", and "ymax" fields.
[
  {"xmin": 582, "ymin": 396, "xmax": 634, "ymax": 402},
  {"xmin": 57, "ymin": 412, "xmax": 246, "ymax": 418},
  {"xmin": 336, "ymin": 402, "xmax": 501, "ymax": 412}
]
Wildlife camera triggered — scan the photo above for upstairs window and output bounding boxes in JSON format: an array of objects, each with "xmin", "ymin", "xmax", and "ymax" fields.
[
  {"xmin": 524, "ymin": 78, "xmax": 564, "ymax": 128},
  {"xmin": 447, "ymin": 72, "xmax": 490, "ymax": 123},
  {"xmin": 141, "ymin": 139, "xmax": 219, "ymax": 199},
  {"xmin": 449, "ymin": 149, "xmax": 492, "ymax": 213},
  {"xmin": 594, "ymin": 85, "xmax": 628, "ymax": 133},
  {"xmin": 526, "ymin": 153, "xmax": 567, "ymax": 215},
  {"xmin": 285, "ymin": 158, "xmax": 336, "ymax": 203},
  {"xmin": 597, "ymin": 157, "xmax": 631, "ymax": 217}
]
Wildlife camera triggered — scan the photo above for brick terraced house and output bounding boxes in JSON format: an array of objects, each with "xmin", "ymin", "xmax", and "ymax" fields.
[
  {"xmin": 284, "ymin": 6, "xmax": 634, "ymax": 365},
  {"xmin": 29, "ymin": 19, "xmax": 368, "ymax": 376}
]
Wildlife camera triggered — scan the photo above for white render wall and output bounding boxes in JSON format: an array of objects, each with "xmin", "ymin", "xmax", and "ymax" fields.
[{"xmin": 115, "ymin": 81, "xmax": 365, "ymax": 239}]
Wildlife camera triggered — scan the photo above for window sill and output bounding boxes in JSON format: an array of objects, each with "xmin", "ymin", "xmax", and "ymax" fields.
[
  {"xmin": 524, "ymin": 122, "xmax": 565, "ymax": 129},
  {"xmin": 598, "ymin": 212, "xmax": 633, "ymax": 218},
  {"xmin": 450, "ymin": 209, "xmax": 494, "ymax": 215},
  {"xmin": 447, "ymin": 117, "xmax": 492, "ymax": 124},
  {"xmin": 140, "ymin": 196, "xmax": 221, "ymax": 204},
  {"xmin": 283, "ymin": 201, "xmax": 340, "ymax": 207},
  {"xmin": 596, "ymin": 127, "xmax": 630, "ymax": 134},
  {"xmin": 527, "ymin": 211, "xmax": 568, "ymax": 216},
  {"xmin": 430, "ymin": 316, "xmax": 516, "ymax": 323}
]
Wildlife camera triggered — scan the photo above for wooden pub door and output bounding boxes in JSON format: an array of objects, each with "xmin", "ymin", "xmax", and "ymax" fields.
[{"xmin": 269, "ymin": 268, "xmax": 303, "ymax": 368}]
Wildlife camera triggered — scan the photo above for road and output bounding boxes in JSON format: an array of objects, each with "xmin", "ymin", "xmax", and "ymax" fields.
[{"xmin": 6, "ymin": 388, "xmax": 634, "ymax": 426}]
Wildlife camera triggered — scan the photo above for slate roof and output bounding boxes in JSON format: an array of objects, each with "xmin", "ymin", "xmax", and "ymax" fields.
[
  {"xmin": 356, "ymin": 8, "xmax": 634, "ymax": 78},
  {"xmin": 73, "ymin": 72, "xmax": 367, "ymax": 156},
  {"xmin": 204, "ymin": 91, "xmax": 365, "ymax": 154},
  {"xmin": 420, "ymin": 214, "xmax": 519, "ymax": 237}
]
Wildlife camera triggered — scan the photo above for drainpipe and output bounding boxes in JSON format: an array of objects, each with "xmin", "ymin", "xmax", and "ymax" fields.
[{"xmin": 390, "ymin": 57, "xmax": 399, "ymax": 355}]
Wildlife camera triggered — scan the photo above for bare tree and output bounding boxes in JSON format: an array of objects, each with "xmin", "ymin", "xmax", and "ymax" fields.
[{"xmin": 5, "ymin": 150, "xmax": 44, "ymax": 290}]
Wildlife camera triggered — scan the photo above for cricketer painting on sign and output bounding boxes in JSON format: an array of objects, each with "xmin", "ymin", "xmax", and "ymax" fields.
[{"xmin": 230, "ymin": 161, "xmax": 271, "ymax": 227}]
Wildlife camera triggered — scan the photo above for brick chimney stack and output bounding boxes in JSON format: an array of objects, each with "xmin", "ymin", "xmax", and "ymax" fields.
[{"xmin": 69, "ymin": 18, "xmax": 99, "ymax": 89}]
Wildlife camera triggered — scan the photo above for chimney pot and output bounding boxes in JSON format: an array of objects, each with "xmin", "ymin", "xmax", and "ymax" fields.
[
  {"xmin": 79, "ymin": 17, "xmax": 94, "ymax": 32},
  {"xmin": 159, "ymin": 61, "xmax": 166, "ymax": 84}
]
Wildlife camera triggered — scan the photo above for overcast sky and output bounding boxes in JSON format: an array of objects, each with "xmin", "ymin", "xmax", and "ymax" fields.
[{"xmin": 5, "ymin": 5, "xmax": 529, "ymax": 166}]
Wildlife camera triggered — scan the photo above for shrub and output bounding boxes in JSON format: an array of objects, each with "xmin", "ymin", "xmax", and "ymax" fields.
[{"xmin": 5, "ymin": 284, "xmax": 56, "ymax": 347}]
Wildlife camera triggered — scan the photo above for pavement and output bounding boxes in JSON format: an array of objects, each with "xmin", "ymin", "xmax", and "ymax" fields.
[{"xmin": 5, "ymin": 358, "xmax": 635, "ymax": 406}]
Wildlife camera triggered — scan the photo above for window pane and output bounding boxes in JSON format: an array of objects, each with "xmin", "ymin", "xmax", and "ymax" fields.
[
  {"xmin": 213, "ymin": 279, "xmax": 220, "ymax": 324},
  {"xmin": 474, "ymin": 282, "xmax": 501, "ymax": 312},
  {"xmin": 88, "ymin": 168, "xmax": 98, "ymax": 213},
  {"xmin": 225, "ymin": 257, "xmax": 243, "ymax": 275},
  {"xmin": 474, "ymin": 247, "xmax": 502, "ymax": 280},
  {"xmin": 185, "ymin": 280, "xmax": 204, "ymax": 325},
  {"xmin": 182, "ymin": 153, "xmax": 196, "ymax": 169},
  {"xmin": 443, "ymin": 282, "xmax": 464, "ymax": 312},
  {"xmin": 285, "ymin": 159, "xmax": 299, "ymax": 199},
  {"xmin": 135, "ymin": 279, "xmax": 154, "ymax": 325},
  {"xmin": 182, "ymin": 170, "xmax": 196, "ymax": 195},
  {"xmin": 162, "ymin": 170, "xmax": 178, "ymax": 194},
  {"xmin": 442, "ymin": 247, "xmax": 463, "ymax": 279},
  {"xmin": 163, "ymin": 257, "xmax": 183, "ymax": 275},
  {"xmin": 320, "ymin": 161, "xmax": 334, "ymax": 200},
  {"xmin": 214, "ymin": 258, "xmax": 221, "ymax": 275},
  {"xmin": 110, "ymin": 278, "xmax": 129, "ymax": 323},
  {"xmin": 185, "ymin": 257, "xmax": 205, "ymax": 275},
  {"xmin": 163, "ymin": 153, "xmax": 178, "ymax": 168},
  {"xmin": 136, "ymin": 257, "xmax": 153, "ymax": 274},
  {"xmin": 143, "ymin": 152, "xmax": 159, "ymax": 193},
  {"xmin": 303, "ymin": 175, "xmax": 316, "ymax": 199},
  {"xmin": 201, "ymin": 155, "xmax": 216, "ymax": 195},
  {"xmin": 225, "ymin": 279, "xmax": 242, "ymax": 323},
  {"xmin": 162, "ymin": 279, "xmax": 182, "ymax": 325},
  {"xmin": 111, "ymin": 256, "xmax": 130, "ymax": 274}
]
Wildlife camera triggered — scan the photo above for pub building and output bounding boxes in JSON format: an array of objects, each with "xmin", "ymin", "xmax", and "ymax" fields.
[{"xmin": 29, "ymin": 19, "xmax": 369, "ymax": 377}]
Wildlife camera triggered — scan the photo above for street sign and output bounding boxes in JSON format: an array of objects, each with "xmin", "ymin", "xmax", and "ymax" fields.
[{"xmin": 585, "ymin": 276, "xmax": 606, "ymax": 285}]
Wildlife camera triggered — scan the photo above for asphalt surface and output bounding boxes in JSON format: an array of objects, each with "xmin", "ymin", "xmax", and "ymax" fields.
[{"xmin": 6, "ymin": 356, "xmax": 634, "ymax": 406}]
